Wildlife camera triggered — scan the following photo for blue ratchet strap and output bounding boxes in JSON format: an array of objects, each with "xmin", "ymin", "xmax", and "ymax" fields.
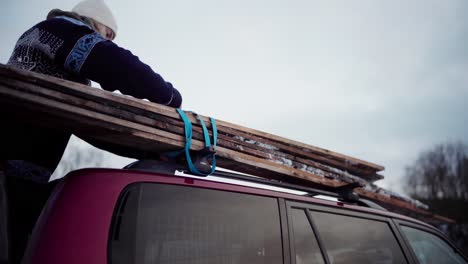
[
  {"xmin": 195, "ymin": 113, "xmax": 217, "ymax": 174},
  {"xmin": 173, "ymin": 109, "xmax": 217, "ymax": 176}
]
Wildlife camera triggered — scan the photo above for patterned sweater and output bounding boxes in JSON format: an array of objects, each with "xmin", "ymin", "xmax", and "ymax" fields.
[
  {"xmin": 3, "ymin": 15, "xmax": 182, "ymax": 182},
  {"xmin": 8, "ymin": 15, "xmax": 182, "ymax": 107}
]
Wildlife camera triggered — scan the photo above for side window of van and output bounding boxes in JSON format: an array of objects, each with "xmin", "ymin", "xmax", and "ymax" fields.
[
  {"xmin": 400, "ymin": 225, "xmax": 467, "ymax": 264},
  {"xmin": 310, "ymin": 211, "xmax": 407, "ymax": 264},
  {"xmin": 109, "ymin": 183, "xmax": 283, "ymax": 264},
  {"xmin": 290, "ymin": 208, "xmax": 325, "ymax": 264}
]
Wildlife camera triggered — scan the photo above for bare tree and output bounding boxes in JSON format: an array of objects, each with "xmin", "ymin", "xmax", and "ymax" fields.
[
  {"xmin": 404, "ymin": 141, "xmax": 468, "ymax": 254},
  {"xmin": 50, "ymin": 136, "xmax": 106, "ymax": 180},
  {"xmin": 405, "ymin": 141, "xmax": 468, "ymax": 200}
]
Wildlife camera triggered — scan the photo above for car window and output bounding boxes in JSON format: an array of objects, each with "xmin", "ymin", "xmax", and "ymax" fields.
[
  {"xmin": 110, "ymin": 183, "xmax": 283, "ymax": 264},
  {"xmin": 401, "ymin": 225, "xmax": 467, "ymax": 264},
  {"xmin": 290, "ymin": 208, "xmax": 325, "ymax": 264},
  {"xmin": 310, "ymin": 211, "xmax": 407, "ymax": 264}
]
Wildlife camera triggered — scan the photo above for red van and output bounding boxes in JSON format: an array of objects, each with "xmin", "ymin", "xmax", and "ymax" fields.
[{"xmin": 20, "ymin": 164, "xmax": 468, "ymax": 264}]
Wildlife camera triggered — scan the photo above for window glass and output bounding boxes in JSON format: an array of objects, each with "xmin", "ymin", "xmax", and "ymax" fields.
[
  {"xmin": 401, "ymin": 225, "xmax": 467, "ymax": 264},
  {"xmin": 110, "ymin": 183, "xmax": 283, "ymax": 264},
  {"xmin": 310, "ymin": 211, "xmax": 407, "ymax": 264},
  {"xmin": 291, "ymin": 208, "xmax": 325, "ymax": 264}
]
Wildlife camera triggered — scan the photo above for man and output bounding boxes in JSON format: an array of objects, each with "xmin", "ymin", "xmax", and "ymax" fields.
[
  {"xmin": 5, "ymin": 0, "xmax": 182, "ymax": 178},
  {"xmin": 1, "ymin": 0, "xmax": 182, "ymax": 262}
]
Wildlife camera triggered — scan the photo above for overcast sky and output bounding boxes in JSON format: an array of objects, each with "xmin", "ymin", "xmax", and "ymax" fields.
[{"xmin": 2, "ymin": 0, "xmax": 467, "ymax": 193}]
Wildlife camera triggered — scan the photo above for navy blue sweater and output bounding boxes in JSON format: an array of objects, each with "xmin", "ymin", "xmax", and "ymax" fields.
[
  {"xmin": 2, "ymin": 15, "xmax": 182, "ymax": 181},
  {"xmin": 8, "ymin": 15, "xmax": 182, "ymax": 107}
]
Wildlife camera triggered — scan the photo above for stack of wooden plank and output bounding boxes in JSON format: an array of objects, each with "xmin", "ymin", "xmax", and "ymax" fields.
[{"xmin": 0, "ymin": 64, "xmax": 453, "ymax": 225}]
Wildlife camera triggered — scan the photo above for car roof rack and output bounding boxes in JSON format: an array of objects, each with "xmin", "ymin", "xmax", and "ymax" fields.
[
  {"xmin": 124, "ymin": 160, "xmax": 386, "ymax": 210},
  {"xmin": 214, "ymin": 169, "xmax": 390, "ymax": 211}
]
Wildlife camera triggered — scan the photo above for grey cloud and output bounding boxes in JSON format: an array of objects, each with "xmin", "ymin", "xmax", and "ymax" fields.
[{"xmin": 2, "ymin": 0, "xmax": 467, "ymax": 194}]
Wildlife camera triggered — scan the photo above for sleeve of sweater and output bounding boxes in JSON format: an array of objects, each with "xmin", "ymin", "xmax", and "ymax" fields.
[
  {"xmin": 48, "ymin": 17, "xmax": 182, "ymax": 108},
  {"xmin": 79, "ymin": 40, "xmax": 182, "ymax": 108}
]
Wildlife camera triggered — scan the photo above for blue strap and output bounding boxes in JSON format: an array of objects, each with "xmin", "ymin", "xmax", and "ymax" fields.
[
  {"xmin": 196, "ymin": 114, "xmax": 211, "ymax": 147},
  {"xmin": 209, "ymin": 116, "xmax": 217, "ymax": 173},
  {"xmin": 193, "ymin": 114, "xmax": 217, "ymax": 175},
  {"xmin": 211, "ymin": 117, "xmax": 218, "ymax": 146},
  {"xmin": 170, "ymin": 109, "xmax": 217, "ymax": 176},
  {"xmin": 164, "ymin": 109, "xmax": 190, "ymax": 158}
]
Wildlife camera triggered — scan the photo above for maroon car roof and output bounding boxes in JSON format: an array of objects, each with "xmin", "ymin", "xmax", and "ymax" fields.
[{"xmin": 23, "ymin": 168, "xmax": 434, "ymax": 264}]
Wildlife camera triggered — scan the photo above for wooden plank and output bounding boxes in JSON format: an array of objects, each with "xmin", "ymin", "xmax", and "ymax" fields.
[
  {"xmin": 356, "ymin": 188, "xmax": 429, "ymax": 215},
  {"xmin": 213, "ymin": 121, "xmax": 384, "ymax": 172},
  {"xmin": 0, "ymin": 79, "xmax": 345, "ymax": 188},
  {"xmin": 0, "ymin": 83, "xmax": 186, "ymax": 151},
  {"xmin": 210, "ymin": 123, "xmax": 383, "ymax": 180},
  {"xmin": 0, "ymin": 74, "xmax": 376, "ymax": 184},
  {"xmin": 2, "ymin": 64, "xmax": 450, "ymax": 223},
  {"xmin": 0, "ymin": 65, "xmax": 384, "ymax": 176}
]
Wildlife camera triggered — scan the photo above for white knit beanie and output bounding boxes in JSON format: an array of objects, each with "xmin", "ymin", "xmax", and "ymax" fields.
[{"xmin": 72, "ymin": 0, "xmax": 118, "ymax": 35}]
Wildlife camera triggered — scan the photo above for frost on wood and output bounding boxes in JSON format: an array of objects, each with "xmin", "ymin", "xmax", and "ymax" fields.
[
  {"xmin": 280, "ymin": 157, "xmax": 292, "ymax": 166},
  {"xmin": 233, "ymin": 133, "xmax": 367, "ymax": 181},
  {"xmin": 288, "ymin": 161, "xmax": 430, "ymax": 211},
  {"xmin": 271, "ymin": 157, "xmax": 327, "ymax": 178},
  {"xmin": 234, "ymin": 136, "xmax": 279, "ymax": 150},
  {"xmin": 363, "ymin": 184, "xmax": 429, "ymax": 210},
  {"xmin": 266, "ymin": 151, "xmax": 430, "ymax": 211},
  {"xmin": 230, "ymin": 133, "xmax": 428, "ymax": 211},
  {"xmin": 232, "ymin": 135, "xmax": 382, "ymax": 182},
  {"xmin": 269, "ymin": 154, "xmax": 373, "ymax": 183}
]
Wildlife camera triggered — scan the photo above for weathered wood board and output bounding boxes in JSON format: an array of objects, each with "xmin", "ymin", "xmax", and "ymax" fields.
[{"xmin": 0, "ymin": 64, "xmax": 452, "ymax": 224}]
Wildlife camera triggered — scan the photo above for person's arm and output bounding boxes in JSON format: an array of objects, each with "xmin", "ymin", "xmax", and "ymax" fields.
[
  {"xmin": 62, "ymin": 32, "xmax": 182, "ymax": 108},
  {"xmin": 68, "ymin": 37, "xmax": 183, "ymax": 157}
]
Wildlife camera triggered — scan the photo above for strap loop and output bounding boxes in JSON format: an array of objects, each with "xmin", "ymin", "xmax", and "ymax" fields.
[{"xmin": 168, "ymin": 109, "xmax": 217, "ymax": 176}]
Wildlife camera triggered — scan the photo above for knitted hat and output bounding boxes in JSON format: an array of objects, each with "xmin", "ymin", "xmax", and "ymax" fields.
[{"xmin": 72, "ymin": 0, "xmax": 118, "ymax": 35}]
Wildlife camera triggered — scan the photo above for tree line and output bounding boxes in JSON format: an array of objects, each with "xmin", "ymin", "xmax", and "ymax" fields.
[{"xmin": 404, "ymin": 141, "xmax": 468, "ymax": 255}]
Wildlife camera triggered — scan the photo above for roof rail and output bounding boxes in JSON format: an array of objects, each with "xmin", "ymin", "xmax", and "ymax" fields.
[{"xmin": 124, "ymin": 160, "xmax": 384, "ymax": 210}]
